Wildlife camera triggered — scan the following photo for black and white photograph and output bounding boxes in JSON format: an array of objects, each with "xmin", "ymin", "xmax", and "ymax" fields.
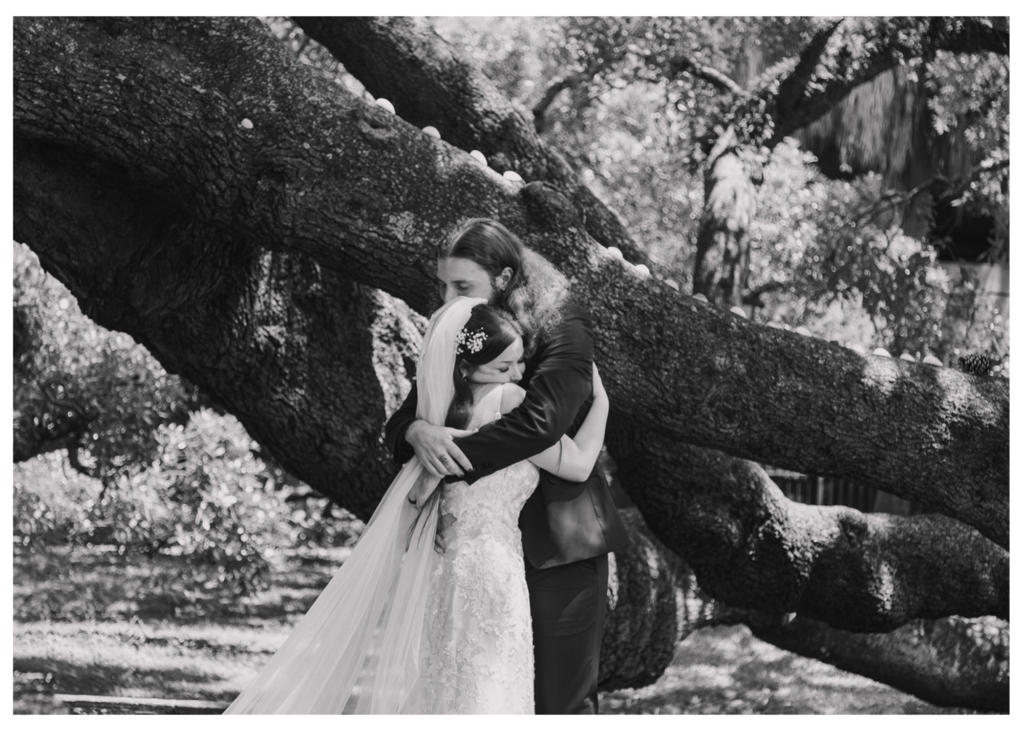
[{"xmin": 10, "ymin": 12, "xmax": 1010, "ymax": 716}]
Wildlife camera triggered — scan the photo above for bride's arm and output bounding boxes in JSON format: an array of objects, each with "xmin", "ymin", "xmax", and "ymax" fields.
[{"xmin": 523, "ymin": 364, "xmax": 609, "ymax": 482}]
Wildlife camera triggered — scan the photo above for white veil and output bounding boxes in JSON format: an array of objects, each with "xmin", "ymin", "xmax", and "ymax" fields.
[{"xmin": 225, "ymin": 296, "xmax": 486, "ymax": 714}]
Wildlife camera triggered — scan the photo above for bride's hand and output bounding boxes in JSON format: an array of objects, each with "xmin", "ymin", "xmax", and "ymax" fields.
[
  {"xmin": 406, "ymin": 420, "xmax": 476, "ymax": 478},
  {"xmin": 408, "ymin": 472, "xmax": 443, "ymax": 511}
]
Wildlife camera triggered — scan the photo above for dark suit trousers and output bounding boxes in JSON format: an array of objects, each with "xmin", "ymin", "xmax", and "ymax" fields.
[{"xmin": 526, "ymin": 554, "xmax": 609, "ymax": 714}]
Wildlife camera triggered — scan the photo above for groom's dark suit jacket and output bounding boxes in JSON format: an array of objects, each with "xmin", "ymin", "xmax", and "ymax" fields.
[{"xmin": 384, "ymin": 303, "xmax": 629, "ymax": 569}]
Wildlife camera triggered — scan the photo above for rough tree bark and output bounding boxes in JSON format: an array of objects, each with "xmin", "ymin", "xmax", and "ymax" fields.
[
  {"xmin": 610, "ymin": 433, "xmax": 1007, "ymax": 631},
  {"xmin": 13, "ymin": 16, "xmax": 1008, "ymax": 708},
  {"xmin": 292, "ymin": 16, "xmax": 650, "ymax": 267},
  {"xmin": 750, "ymin": 614, "xmax": 1009, "ymax": 712}
]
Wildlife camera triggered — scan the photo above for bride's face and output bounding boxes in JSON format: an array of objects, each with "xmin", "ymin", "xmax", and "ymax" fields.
[
  {"xmin": 436, "ymin": 257, "xmax": 504, "ymax": 304},
  {"xmin": 465, "ymin": 338, "xmax": 525, "ymax": 385}
]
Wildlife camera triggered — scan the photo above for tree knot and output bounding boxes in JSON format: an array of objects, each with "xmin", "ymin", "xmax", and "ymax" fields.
[
  {"xmin": 698, "ymin": 382, "xmax": 742, "ymax": 437},
  {"xmin": 356, "ymin": 105, "xmax": 397, "ymax": 145}
]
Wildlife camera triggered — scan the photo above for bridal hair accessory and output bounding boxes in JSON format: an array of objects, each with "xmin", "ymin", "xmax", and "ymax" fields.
[{"xmin": 455, "ymin": 327, "xmax": 486, "ymax": 356}]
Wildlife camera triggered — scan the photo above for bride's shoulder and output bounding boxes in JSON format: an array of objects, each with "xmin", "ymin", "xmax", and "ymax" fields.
[{"xmin": 498, "ymin": 382, "xmax": 527, "ymax": 414}]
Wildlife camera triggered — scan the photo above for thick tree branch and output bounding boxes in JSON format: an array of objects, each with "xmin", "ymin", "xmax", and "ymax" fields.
[
  {"xmin": 772, "ymin": 20, "xmax": 843, "ymax": 122},
  {"xmin": 610, "ymin": 432, "xmax": 1008, "ymax": 630},
  {"xmin": 14, "ymin": 17, "xmax": 1008, "ymax": 549},
  {"xmin": 664, "ymin": 54, "xmax": 746, "ymax": 96},
  {"xmin": 766, "ymin": 17, "xmax": 1009, "ymax": 145},
  {"xmin": 291, "ymin": 16, "xmax": 650, "ymax": 267},
  {"xmin": 532, "ymin": 55, "xmax": 624, "ymax": 133}
]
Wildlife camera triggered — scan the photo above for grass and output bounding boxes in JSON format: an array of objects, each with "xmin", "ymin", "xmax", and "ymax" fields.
[{"xmin": 13, "ymin": 543, "xmax": 983, "ymax": 715}]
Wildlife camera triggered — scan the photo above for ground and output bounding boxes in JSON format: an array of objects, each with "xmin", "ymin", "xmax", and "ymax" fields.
[{"xmin": 12, "ymin": 544, "xmax": 985, "ymax": 715}]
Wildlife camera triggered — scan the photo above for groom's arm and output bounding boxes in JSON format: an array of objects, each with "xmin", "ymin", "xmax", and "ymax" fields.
[{"xmin": 453, "ymin": 306, "xmax": 594, "ymax": 485}]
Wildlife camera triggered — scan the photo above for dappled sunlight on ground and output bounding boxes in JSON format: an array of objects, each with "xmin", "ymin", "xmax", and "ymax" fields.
[
  {"xmin": 600, "ymin": 625, "xmax": 985, "ymax": 714},
  {"xmin": 14, "ymin": 545, "xmax": 988, "ymax": 715}
]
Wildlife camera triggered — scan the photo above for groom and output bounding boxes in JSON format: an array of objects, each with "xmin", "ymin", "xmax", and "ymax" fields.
[{"xmin": 385, "ymin": 218, "xmax": 629, "ymax": 714}]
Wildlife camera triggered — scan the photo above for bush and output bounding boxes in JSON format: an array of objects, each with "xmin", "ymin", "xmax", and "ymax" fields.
[
  {"xmin": 751, "ymin": 140, "xmax": 1008, "ymax": 362},
  {"xmin": 13, "ymin": 452, "xmax": 96, "ymax": 546},
  {"xmin": 13, "ymin": 407, "xmax": 366, "ymax": 596}
]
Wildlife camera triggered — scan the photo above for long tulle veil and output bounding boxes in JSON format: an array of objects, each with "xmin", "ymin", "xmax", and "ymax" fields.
[{"xmin": 225, "ymin": 296, "xmax": 487, "ymax": 714}]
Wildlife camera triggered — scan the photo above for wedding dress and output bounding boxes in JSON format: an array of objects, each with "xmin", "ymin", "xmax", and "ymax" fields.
[
  {"xmin": 408, "ymin": 383, "xmax": 539, "ymax": 714},
  {"xmin": 224, "ymin": 296, "xmax": 537, "ymax": 715}
]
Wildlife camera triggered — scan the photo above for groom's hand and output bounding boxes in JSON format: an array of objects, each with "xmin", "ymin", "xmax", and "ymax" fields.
[{"xmin": 406, "ymin": 420, "xmax": 475, "ymax": 478}]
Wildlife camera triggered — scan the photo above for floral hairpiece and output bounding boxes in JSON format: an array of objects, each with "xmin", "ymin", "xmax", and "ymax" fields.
[{"xmin": 455, "ymin": 327, "xmax": 487, "ymax": 356}]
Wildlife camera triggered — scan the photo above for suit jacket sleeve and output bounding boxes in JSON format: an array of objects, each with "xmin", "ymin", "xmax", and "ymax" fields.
[
  {"xmin": 454, "ymin": 305, "xmax": 594, "ymax": 485},
  {"xmin": 383, "ymin": 384, "xmax": 419, "ymax": 465}
]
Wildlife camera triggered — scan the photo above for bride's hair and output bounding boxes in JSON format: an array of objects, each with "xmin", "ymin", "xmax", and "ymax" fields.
[
  {"xmin": 409, "ymin": 303, "xmax": 522, "ymax": 555},
  {"xmin": 438, "ymin": 218, "xmax": 569, "ymax": 352},
  {"xmin": 445, "ymin": 304, "xmax": 522, "ymax": 430}
]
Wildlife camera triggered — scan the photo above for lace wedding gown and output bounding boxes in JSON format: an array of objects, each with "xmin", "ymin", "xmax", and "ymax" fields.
[
  {"xmin": 407, "ymin": 382, "xmax": 539, "ymax": 714},
  {"xmin": 224, "ymin": 298, "xmax": 539, "ymax": 714}
]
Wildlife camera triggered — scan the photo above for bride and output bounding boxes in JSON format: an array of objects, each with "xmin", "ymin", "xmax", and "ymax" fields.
[{"xmin": 225, "ymin": 296, "xmax": 609, "ymax": 714}]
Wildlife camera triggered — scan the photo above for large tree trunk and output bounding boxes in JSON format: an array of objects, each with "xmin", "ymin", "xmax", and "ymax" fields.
[
  {"xmin": 691, "ymin": 129, "xmax": 758, "ymax": 307},
  {"xmin": 599, "ymin": 500, "xmax": 750, "ymax": 689},
  {"xmin": 13, "ymin": 16, "xmax": 1008, "ymax": 708}
]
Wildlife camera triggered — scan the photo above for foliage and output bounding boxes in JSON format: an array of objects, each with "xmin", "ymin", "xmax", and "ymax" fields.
[
  {"xmin": 537, "ymin": 17, "xmax": 820, "ymax": 160},
  {"xmin": 13, "ymin": 408, "xmax": 363, "ymax": 595},
  {"xmin": 751, "ymin": 139, "xmax": 1007, "ymax": 361},
  {"xmin": 142, "ymin": 410, "xmax": 280, "ymax": 591},
  {"xmin": 13, "ymin": 452, "xmax": 97, "ymax": 546},
  {"xmin": 924, "ymin": 49, "xmax": 1010, "ymax": 262},
  {"xmin": 13, "ymin": 242, "xmax": 202, "ymax": 476},
  {"xmin": 263, "ymin": 17, "xmax": 369, "ymax": 98},
  {"xmin": 548, "ymin": 81, "xmax": 704, "ymax": 289},
  {"xmin": 431, "ymin": 16, "xmax": 550, "ymax": 105}
]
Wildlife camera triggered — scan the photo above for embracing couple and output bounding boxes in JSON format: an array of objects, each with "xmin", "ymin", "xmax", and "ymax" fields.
[{"xmin": 226, "ymin": 218, "xmax": 629, "ymax": 714}]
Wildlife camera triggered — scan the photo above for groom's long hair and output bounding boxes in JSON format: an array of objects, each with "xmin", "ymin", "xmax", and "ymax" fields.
[{"xmin": 438, "ymin": 218, "xmax": 569, "ymax": 353}]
